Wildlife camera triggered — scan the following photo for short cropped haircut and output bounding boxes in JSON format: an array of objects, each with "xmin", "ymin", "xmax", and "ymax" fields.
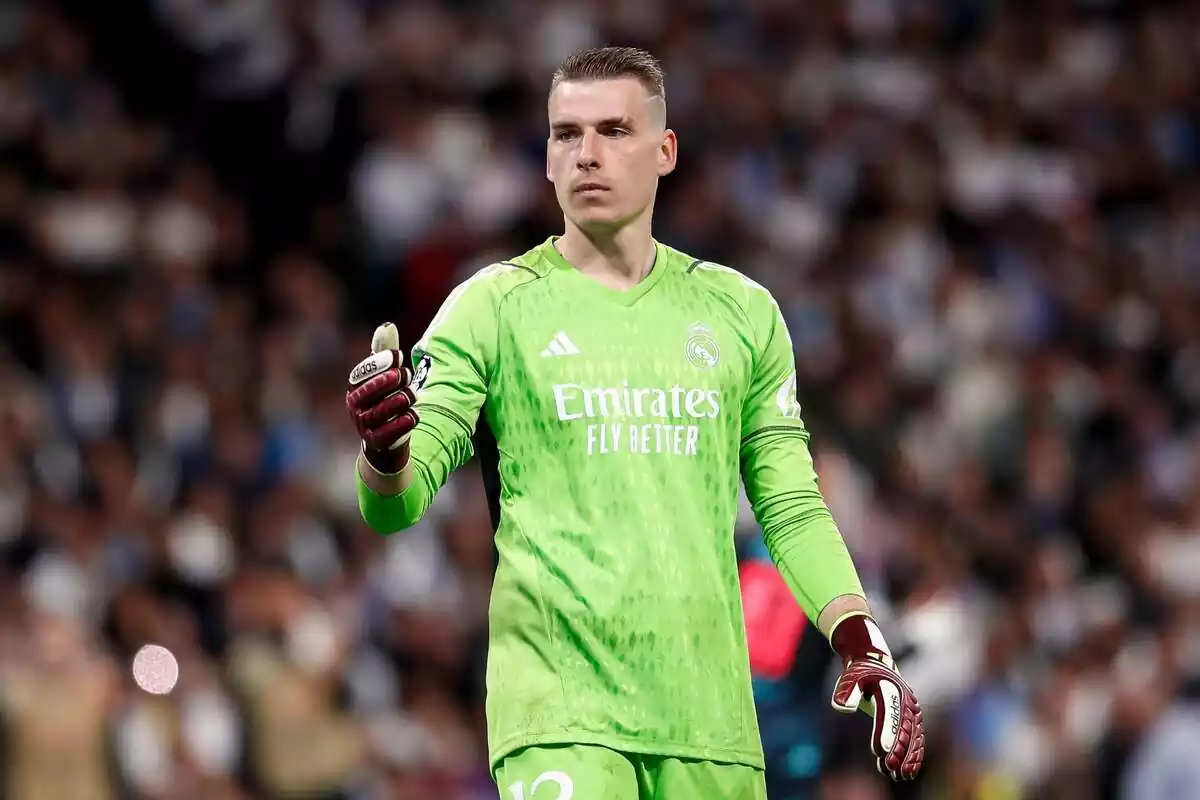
[{"xmin": 550, "ymin": 46, "xmax": 666, "ymax": 104}]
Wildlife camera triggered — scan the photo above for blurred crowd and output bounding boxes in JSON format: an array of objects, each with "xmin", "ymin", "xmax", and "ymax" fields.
[{"xmin": 1, "ymin": 1, "xmax": 1199, "ymax": 798}]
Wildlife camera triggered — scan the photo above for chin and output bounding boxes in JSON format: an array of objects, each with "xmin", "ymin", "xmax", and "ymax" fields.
[
  {"xmin": 574, "ymin": 210, "xmax": 625, "ymax": 228},
  {"xmin": 568, "ymin": 201, "xmax": 638, "ymax": 230}
]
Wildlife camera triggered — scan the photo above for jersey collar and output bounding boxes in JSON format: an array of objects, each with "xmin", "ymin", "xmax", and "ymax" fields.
[{"xmin": 540, "ymin": 236, "xmax": 668, "ymax": 308}]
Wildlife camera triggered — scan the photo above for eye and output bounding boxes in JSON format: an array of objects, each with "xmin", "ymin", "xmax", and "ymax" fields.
[{"xmin": 554, "ymin": 130, "xmax": 577, "ymax": 142}]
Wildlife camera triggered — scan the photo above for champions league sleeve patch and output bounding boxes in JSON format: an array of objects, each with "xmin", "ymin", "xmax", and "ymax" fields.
[{"xmin": 411, "ymin": 351, "xmax": 432, "ymax": 392}]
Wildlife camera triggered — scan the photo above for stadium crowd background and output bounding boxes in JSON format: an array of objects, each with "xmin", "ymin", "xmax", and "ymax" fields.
[{"xmin": 1, "ymin": 1, "xmax": 1198, "ymax": 798}]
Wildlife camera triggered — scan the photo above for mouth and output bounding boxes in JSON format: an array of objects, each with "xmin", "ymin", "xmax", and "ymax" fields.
[{"xmin": 574, "ymin": 182, "xmax": 609, "ymax": 193}]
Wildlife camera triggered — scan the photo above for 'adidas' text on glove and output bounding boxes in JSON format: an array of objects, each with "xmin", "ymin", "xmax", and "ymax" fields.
[{"xmin": 829, "ymin": 613, "xmax": 925, "ymax": 781}]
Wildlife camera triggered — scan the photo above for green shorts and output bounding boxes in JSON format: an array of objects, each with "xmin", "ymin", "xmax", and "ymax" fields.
[{"xmin": 495, "ymin": 743, "xmax": 768, "ymax": 800}]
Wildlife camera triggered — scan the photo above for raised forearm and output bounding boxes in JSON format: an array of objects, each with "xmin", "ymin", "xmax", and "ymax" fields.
[
  {"xmin": 355, "ymin": 411, "xmax": 474, "ymax": 534},
  {"xmin": 356, "ymin": 455, "xmax": 429, "ymax": 534},
  {"xmin": 356, "ymin": 451, "xmax": 414, "ymax": 496}
]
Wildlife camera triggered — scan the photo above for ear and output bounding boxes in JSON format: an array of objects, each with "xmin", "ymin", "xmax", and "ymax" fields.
[
  {"xmin": 546, "ymin": 146, "xmax": 553, "ymax": 183},
  {"xmin": 657, "ymin": 129, "xmax": 678, "ymax": 177}
]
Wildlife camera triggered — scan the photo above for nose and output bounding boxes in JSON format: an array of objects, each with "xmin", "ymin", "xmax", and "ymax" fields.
[{"xmin": 576, "ymin": 130, "xmax": 600, "ymax": 170}]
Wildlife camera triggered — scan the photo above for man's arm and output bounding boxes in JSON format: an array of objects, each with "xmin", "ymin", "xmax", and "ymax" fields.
[
  {"xmin": 737, "ymin": 305, "xmax": 865, "ymax": 629},
  {"xmin": 352, "ymin": 266, "xmax": 504, "ymax": 533},
  {"xmin": 739, "ymin": 416, "xmax": 868, "ymax": 633},
  {"xmin": 739, "ymin": 288, "xmax": 925, "ymax": 781}
]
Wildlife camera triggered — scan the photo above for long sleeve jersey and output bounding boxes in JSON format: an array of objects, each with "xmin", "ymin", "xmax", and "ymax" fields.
[{"xmin": 358, "ymin": 237, "xmax": 865, "ymax": 772}]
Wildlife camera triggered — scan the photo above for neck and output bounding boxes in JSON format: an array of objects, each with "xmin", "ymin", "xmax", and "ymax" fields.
[{"xmin": 556, "ymin": 213, "xmax": 656, "ymax": 289}]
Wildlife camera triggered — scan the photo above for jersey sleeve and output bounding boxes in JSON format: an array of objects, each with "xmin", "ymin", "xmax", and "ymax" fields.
[
  {"xmin": 739, "ymin": 292, "xmax": 865, "ymax": 623},
  {"xmin": 357, "ymin": 267, "xmax": 502, "ymax": 533}
]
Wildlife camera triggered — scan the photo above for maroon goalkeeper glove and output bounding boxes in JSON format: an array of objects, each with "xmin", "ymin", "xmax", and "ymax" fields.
[
  {"xmin": 829, "ymin": 613, "xmax": 925, "ymax": 781},
  {"xmin": 346, "ymin": 323, "xmax": 420, "ymax": 475}
]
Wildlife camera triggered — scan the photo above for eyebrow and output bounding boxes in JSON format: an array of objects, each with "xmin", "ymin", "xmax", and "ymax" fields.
[{"xmin": 550, "ymin": 116, "xmax": 635, "ymax": 132}]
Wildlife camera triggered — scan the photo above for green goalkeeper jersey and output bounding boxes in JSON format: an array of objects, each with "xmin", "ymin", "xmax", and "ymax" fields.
[{"xmin": 357, "ymin": 237, "xmax": 864, "ymax": 771}]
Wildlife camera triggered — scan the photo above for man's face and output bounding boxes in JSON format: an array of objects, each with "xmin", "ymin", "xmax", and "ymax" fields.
[{"xmin": 546, "ymin": 77, "xmax": 676, "ymax": 231}]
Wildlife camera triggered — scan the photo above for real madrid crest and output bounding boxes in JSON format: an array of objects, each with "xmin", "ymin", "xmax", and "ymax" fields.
[{"xmin": 685, "ymin": 322, "xmax": 720, "ymax": 369}]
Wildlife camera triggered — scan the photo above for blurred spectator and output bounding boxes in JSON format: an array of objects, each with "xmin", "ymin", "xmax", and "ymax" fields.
[
  {"xmin": 0, "ymin": 1, "xmax": 1196, "ymax": 798},
  {"xmin": 0, "ymin": 612, "xmax": 120, "ymax": 800}
]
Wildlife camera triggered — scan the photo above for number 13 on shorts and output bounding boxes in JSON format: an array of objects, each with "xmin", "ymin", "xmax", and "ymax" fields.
[
  {"xmin": 507, "ymin": 771, "xmax": 574, "ymax": 800},
  {"xmin": 495, "ymin": 742, "xmax": 766, "ymax": 799},
  {"xmin": 496, "ymin": 743, "xmax": 629, "ymax": 799}
]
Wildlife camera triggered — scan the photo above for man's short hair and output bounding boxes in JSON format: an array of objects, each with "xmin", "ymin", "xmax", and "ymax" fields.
[{"xmin": 550, "ymin": 46, "xmax": 666, "ymax": 104}]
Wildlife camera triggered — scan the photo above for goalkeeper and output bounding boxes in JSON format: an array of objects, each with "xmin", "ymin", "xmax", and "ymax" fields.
[{"xmin": 347, "ymin": 46, "xmax": 924, "ymax": 799}]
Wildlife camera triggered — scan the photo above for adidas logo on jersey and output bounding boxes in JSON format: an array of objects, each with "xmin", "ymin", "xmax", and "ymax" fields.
[{"xmin": 541, "ymin": 331, "xmax": 580, "ymax": 357}]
